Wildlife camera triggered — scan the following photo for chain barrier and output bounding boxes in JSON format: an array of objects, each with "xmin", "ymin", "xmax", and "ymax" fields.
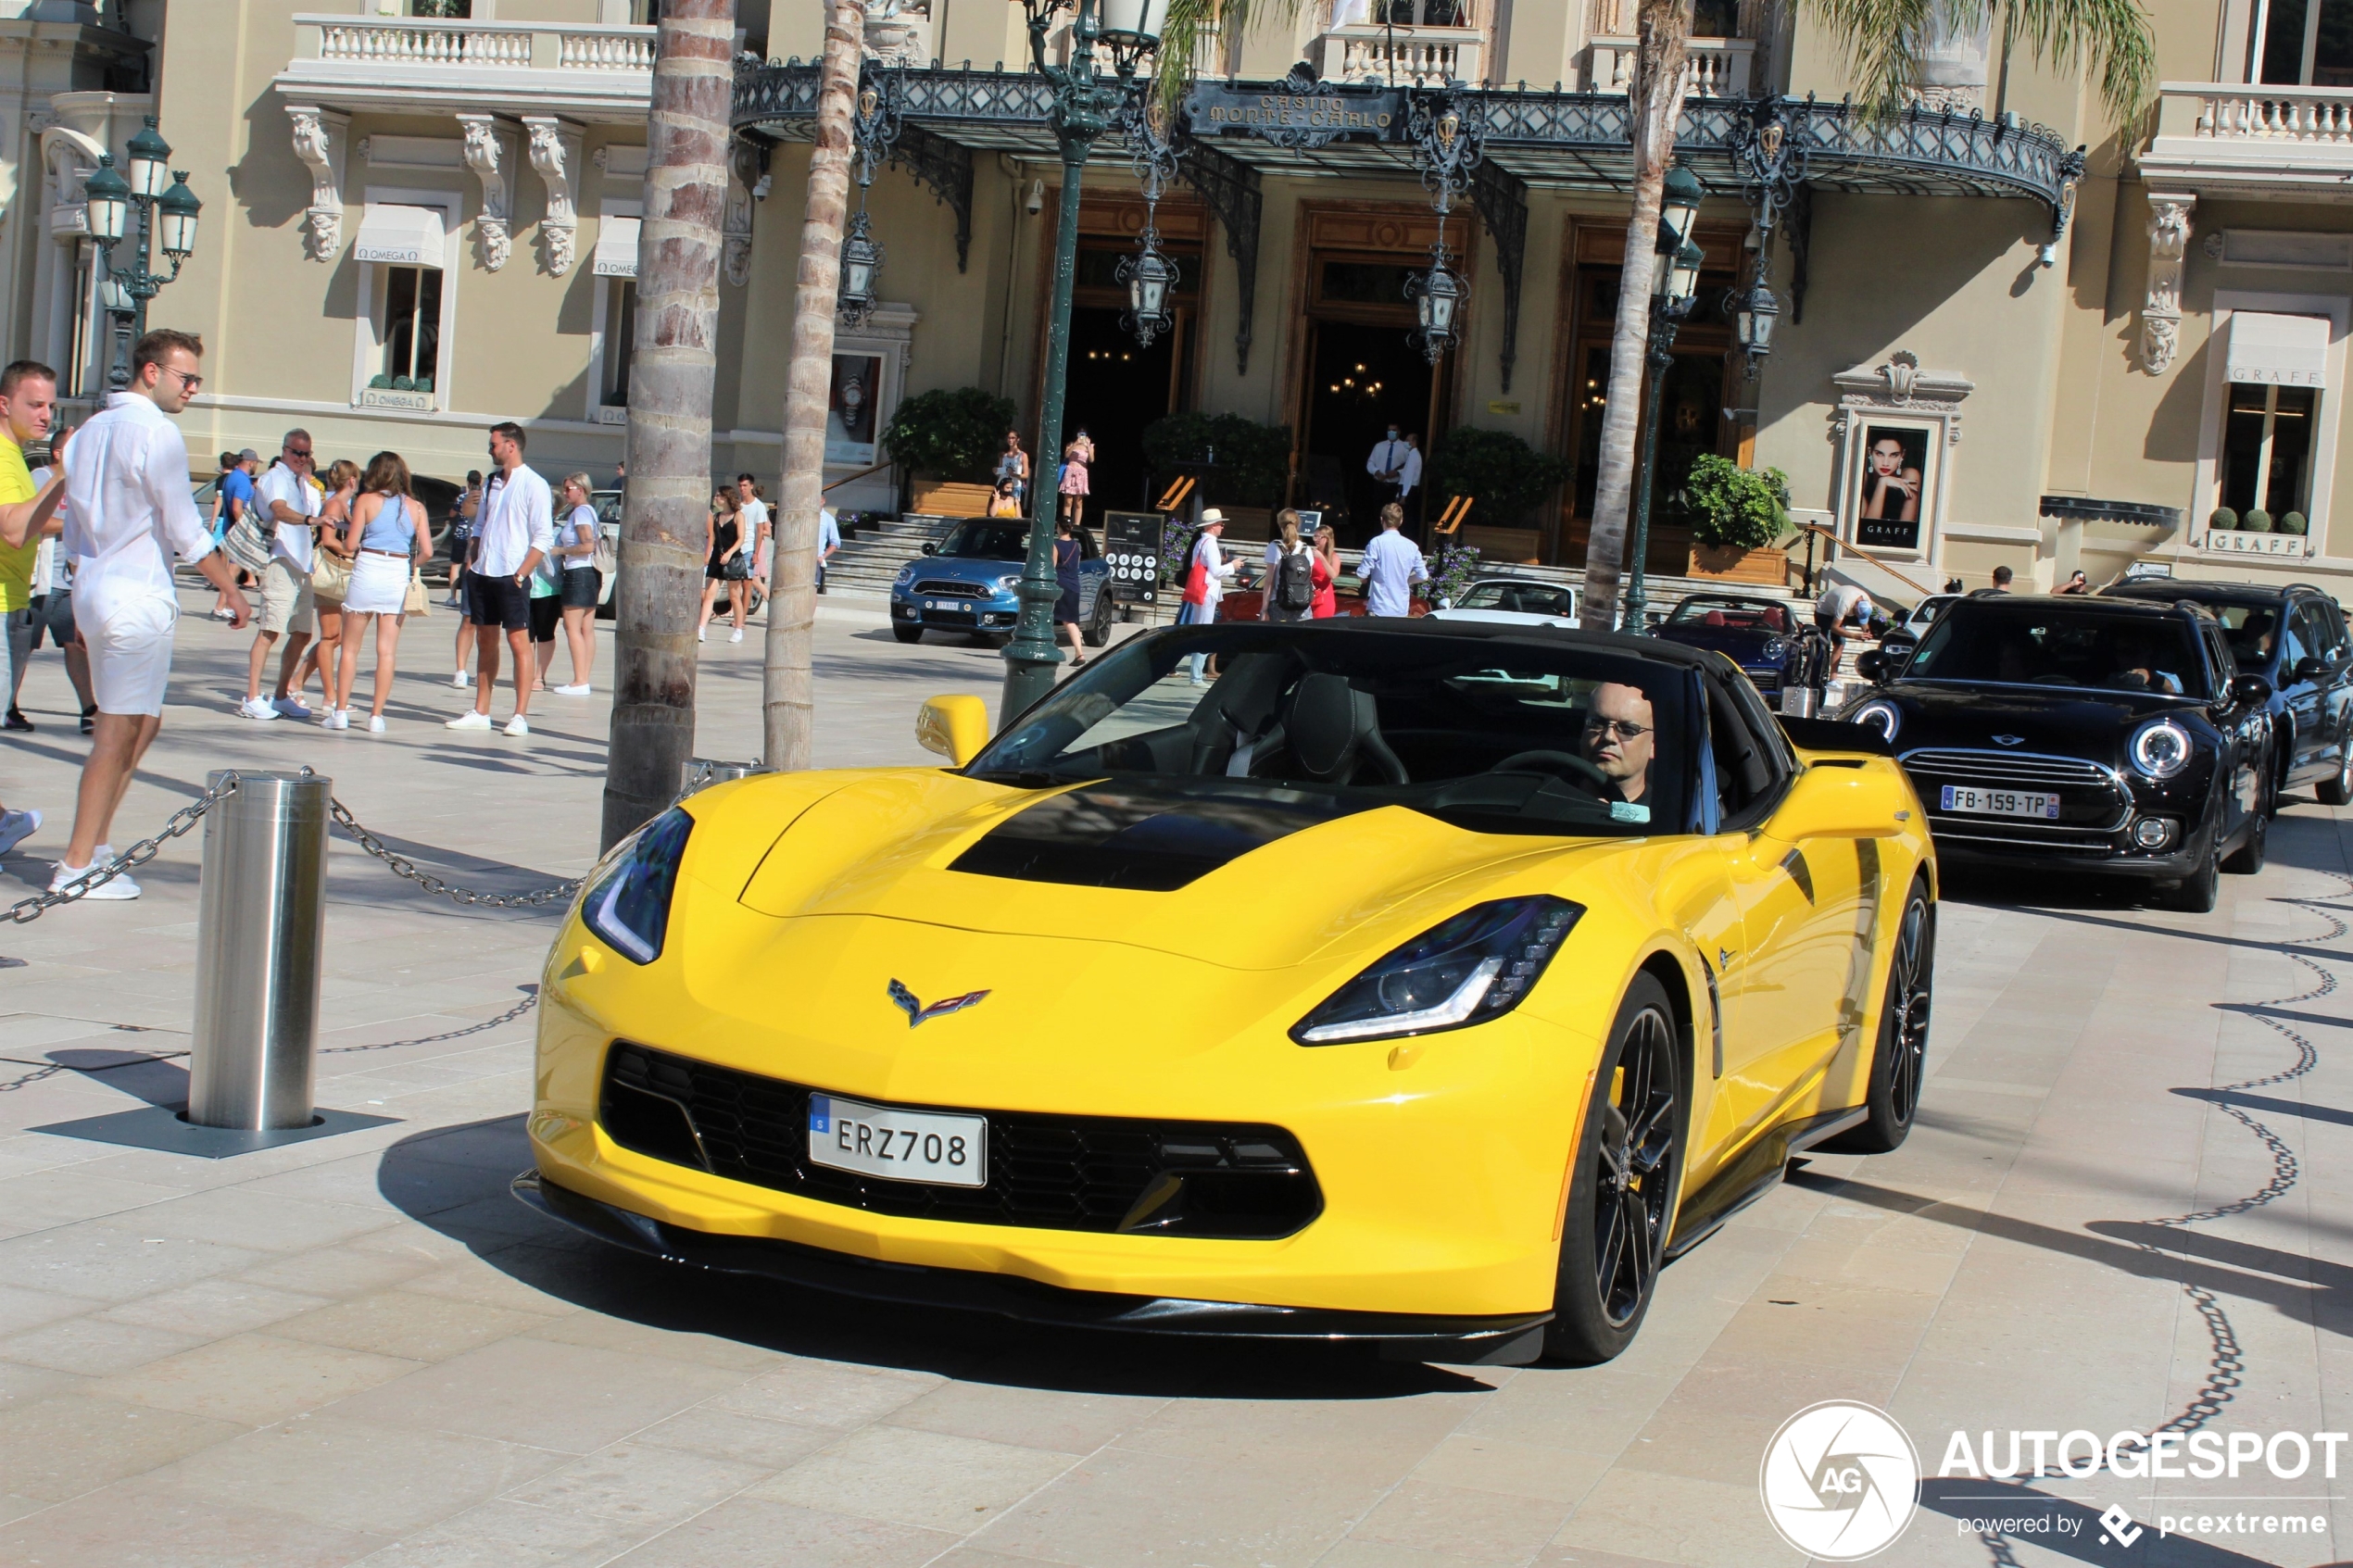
[
  {"xmin": 4, "ymin": 771, "xmax": 244, "ymax": 925},
  {"xmin": 325, "ymin": 792, "xmax": 584, "ymax": 910}
]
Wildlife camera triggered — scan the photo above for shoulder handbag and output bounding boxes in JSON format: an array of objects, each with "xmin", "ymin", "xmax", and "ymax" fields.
[
  {"xmin": 223, "ymin": 512, "xmax": 271, "ymax": 576},
  {"xmin": 591, "ymin": 526, "xmax": 618, "ymax": 578},
  {"xmin": 310, "ymin": 538, "xmax": 353, "ymax": 605},
  {"xmin": 403, "ymin": 570, "xmax": 431, "ymax": 619}
]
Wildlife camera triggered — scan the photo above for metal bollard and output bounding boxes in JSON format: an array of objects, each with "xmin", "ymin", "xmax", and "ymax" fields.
[
  {"xmin": 682, "ymin": 758, "xmax": 756, "ymax": 797},
  {"xmin": 189, "ymin": 770, "xmax": 331, "ymax": 1130},
  {"xmin": 1780, "ymin": 687, "xmax": 1821, "ymax": 719}
]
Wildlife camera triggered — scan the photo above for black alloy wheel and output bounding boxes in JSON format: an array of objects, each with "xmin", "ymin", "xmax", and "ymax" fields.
[
  {"xmin": 1826, "ymin": 879, "xmax": 1934, "ymax": 1155},
  {"xmin": 2223, "ymin": 808, "xmax": 2269, "ymax": 874},
  {"xmin": 1545, "ymin": 973, "xmax": 1684, "ymax": 1365},
  {"xmin": 1082, "ymin": 590, "xmax": 1115, "ymax": 648},
  {"xmin": 2319, "ymin": 726, "xmax": 2353, "ymax": 807},
  {"xmin": 2161, "ymin": 815, "xmax": 2222, "ymax": 913},
  {"xmin": 891, "ymin": 622, "xmax": 924, "ymax": 644}
]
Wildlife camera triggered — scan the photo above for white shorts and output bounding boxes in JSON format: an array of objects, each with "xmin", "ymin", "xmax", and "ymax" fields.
[{"xmin": 84, "ymin": 592, "xmax": 177, "ymax": 717}]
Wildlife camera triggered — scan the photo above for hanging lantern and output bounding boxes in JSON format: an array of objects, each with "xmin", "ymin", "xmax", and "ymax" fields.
[
  {"xmin": 82, "ymin": 155, "xmax": 129, "ymax": 245},
  {"xmin": 837, "ymin": 209, "xmax": 883, "ymax": 327},
  {"xmin": 1665, "ymin": 238, "xmax": 1705, "ymax": 309},
  {"xmin": 1733, "ymin": 275, "xmax": 1780, "ymax": 377},
  {"xmin": 1116, "ymin": 238, "xmax": 1177, "ymax": 347},
  {"xmin": 125, "ymin": 117, "xmax": 172, "ymax": 200},
  {"xmin": 1405, "ymin": 249, "xmax": 1464, "ymax": 365},
  {"xmin": 1095, "ymin": 0, "xmax": 1169, "ymax": 51}
]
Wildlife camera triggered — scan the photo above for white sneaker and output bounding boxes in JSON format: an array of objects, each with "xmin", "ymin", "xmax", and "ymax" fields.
[
  {"xmin": 553, "ymin": 684, "xmax": 591, "ymax": 696},
  {"xmin": 322, "ymin": 709, "xmax": 348, "ymax": 731},
  {"xmin": 504, "ymin": 714, "xmax": 531, "ymax": 737},
  {"xmin": 271, "ymin": 696, "xmax": 312, "ymax": 721},
  {"xmin": 445, "ymin": 710, "xmax": 493, "ymax": 731},
  {"xmin": 237, "ymin": 696, "xmax": 280, "ymax": 721},
  {"xmin": 451, "ymin": 671, "xmax": 472, "ymax": 688},
  {"xmin": 0, "ymin": 808, "xmax": 39, "ymax": 858},
  {"xmin": 366, "ymin": 714, "xmax": 386, "ymax": 733},
  {"xmin": 48, "ymin": 859, "xmax": 138, "ymax": 900},
  {"xmin": 730, "ymin": 628, "xmax": 744, "ymax": 644}
]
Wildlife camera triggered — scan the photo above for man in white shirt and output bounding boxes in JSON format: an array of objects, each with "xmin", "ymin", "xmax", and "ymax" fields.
[
  {"xmin": 1366, "ymin": 426, "xmax": 1422, "ymax": 528},
  {"xmin": 816, "ymin": 504, "xmax": 842, "ymax": 594},
  {"xmin": 1815, "ymin": 580, "xmax": 1874, "ymax": 674},
  {"xmin": 51, "ymin": 329, "xmax": 248, "ymax": 897},
  {"xmin": 237, "ymin": 429, "xmax": 321, "ymax": 721},
  {"xmin": 1360, "ymin": 502, "xmax": 1428, "ymax": 618},
  {"xmin": 448, "ymin": 420, "xmax": 553, "ymax": 736},
  {"xmin": 1177, "ymin": 510, "xmax": 1236, "ymax": 685},
  {"xmin": 737, "ymin": 472, "xmax": 771, "ymax": 587}
]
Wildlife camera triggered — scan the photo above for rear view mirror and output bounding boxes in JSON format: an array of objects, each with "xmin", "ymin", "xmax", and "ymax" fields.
[
  {"xmin": 916, "ymin": 694, "xmax": 990, "ymax": 767},
  {"xmin": 1854, "ymin": 649, "xmax": 1890, "ymax": 684},
  {"xmin": 1769, "ymin": 762, "xmax": 1911, "ymax": 841}
]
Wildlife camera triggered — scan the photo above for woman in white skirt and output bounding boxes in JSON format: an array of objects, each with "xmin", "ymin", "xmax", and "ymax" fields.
[
  {"xmin": 332, "ymin": 451, "xmax": 427, "ymax": 732},
  {"xmin": 551, "ymin": 473, "xmax": 600, "ymax": 695}
]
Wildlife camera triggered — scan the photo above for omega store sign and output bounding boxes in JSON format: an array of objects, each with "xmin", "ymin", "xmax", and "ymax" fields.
[{"xmin": 1187, "ymin": 82, "xmax": 1406, "ymax": 141}]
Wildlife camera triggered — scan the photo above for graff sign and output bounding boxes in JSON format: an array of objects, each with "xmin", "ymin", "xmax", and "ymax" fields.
[{"xmin": 1186, "ymin": 84, "xmax": 1406, "ymax": 146}]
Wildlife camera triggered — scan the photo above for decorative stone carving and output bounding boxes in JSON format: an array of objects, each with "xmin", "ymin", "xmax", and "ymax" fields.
[
  {"xmin": 2139, "ymin": 193, "xmax": 2196, "ymax": 376},
  {"xmin": 723, "ymin": 137, "xmax": 760, "ymax": 289},
  {"xmin": 285, "ymin": 104, "xmax": 349, "ymax": 262},
  {"xmin": 863, "ymin": 0, "xmax": 931, "ymax": 65},
  {"xmin": 522, "ymin": 116, "xmax": 582, "ymax": 277},
  {"xmin": 457, "ymin": 113, "xmax": 511, "ymax": 272},
  {"xmin": 1827, "ymin": 351, "xmax": 1975, "ymax": 444}
]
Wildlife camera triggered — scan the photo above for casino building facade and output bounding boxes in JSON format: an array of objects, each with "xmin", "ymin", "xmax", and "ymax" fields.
[{"xmin": 4, "ymin": 1, "xmax": 2350, "ymax": 599}]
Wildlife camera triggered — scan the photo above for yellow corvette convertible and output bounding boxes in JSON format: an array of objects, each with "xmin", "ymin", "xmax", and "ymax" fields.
[{"xmin": 519, "ymin": 620, "xmax": 1934, "ymax": 1364}]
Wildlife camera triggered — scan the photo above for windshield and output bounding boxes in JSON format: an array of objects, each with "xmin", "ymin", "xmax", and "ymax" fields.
[
  {"xmin": 1904, "ymin": 604, "xmax": 2211, "ymax": 697},
  {"xmin": 966, "ymin": 625, "xmax": 1693, "ymax": 837},
  {"xmin": 1666, "ymin": 596, "xmax": 1793, "ymax": 633},
  {"xmin": 1458, "ymin": 582, "xmax": 1576, "ymax": 616},
  {"xmin": 2196, "ymin": 600, "xmax": 2282, "ymax": 671},
  {"xmin": 937, "ymin": 520, "xmax": 1029, "ymax": 561}
]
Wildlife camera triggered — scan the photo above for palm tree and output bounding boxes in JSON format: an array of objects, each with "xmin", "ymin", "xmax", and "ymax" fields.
[
  {"xmin": 1576, "ymin": 0, "xmax": 2155, "ymax": 630},
  {"xmin": 602, "ymin": 0, "xmax": 738, "ymax": 851},
  {"xmin": 762, "ymin": 0, "xmax": 864, "ymax": 773}
]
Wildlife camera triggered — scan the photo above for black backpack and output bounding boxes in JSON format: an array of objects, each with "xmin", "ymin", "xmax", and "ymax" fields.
[{"xmin": 1276, "ymin": 546, "xmax": 1314, "ymax": 611}]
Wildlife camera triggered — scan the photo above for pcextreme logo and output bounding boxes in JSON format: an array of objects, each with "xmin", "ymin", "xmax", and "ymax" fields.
[{"xmin": 1759, "ymin": 1401, "xmax": 1921, "ymax": 1561}]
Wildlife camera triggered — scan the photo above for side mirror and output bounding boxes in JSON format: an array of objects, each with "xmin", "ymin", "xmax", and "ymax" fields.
[
  {"xmin": 2295, "ymin": 656, "xmax": 2330, "ymax": 684},
  {"xmin": 920, "ymin": 541, "xmax": 937, "ymax": 555},
  {"xmin": 2232, "ymin": 673, "xmax": 2274, "ymax": 708},
  {"xmin": 916, "ymin": 694, "xmax": 990, "ymax": 767},
  {"xmin": 1854, "ymin": 649, "xmax": 1889, "ymax": 684},
  {"xmin": 1768, "ymin": 762, "xmax": 1912, "ymax": 842}
]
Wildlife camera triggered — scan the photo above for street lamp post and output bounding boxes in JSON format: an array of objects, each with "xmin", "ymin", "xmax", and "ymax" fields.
[
  {"xmin": 87, "ymin": 117, "xmax": 201, "ymax": 393},
  {"xmin": 1001, "ymin": 0, "xmax": 1166, "ymax": 725},
  {"xmin": 1620, "ymin": 164, "xmax": 1705, "ymax": 635}
]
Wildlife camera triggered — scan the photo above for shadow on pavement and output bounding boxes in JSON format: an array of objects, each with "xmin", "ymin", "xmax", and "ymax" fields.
[{"xmin": 377, "ymin": 1113, "xmax": 1498, "ymax": 1400}]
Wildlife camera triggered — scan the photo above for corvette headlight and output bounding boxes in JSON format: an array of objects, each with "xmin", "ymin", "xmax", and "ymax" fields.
[
  {"xmin": 1292, "ymin": 897, "xmax": 1584, "ymax": 1045},
  {"xmin": 1850, "ymin": 699, "xmax": 1901, "ymax": 745},
  {"xmin": 2131, "ymin": 719, "xmax": 2194, "ymax": 780},
  {"xmin": 581, "ymin": 807, "xmax": 694, "ymax": 964}
]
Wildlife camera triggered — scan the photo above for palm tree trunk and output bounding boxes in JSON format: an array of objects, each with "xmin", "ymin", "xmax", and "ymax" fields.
[
  {"xmin": 1579, "ymin": 0, "xmax": 1690, "ymax": 631},
  {"xmin": 602, "ymin": 0, "xmax": 738, "ymax": 851},
  {"xmin": 763, "ymin": 0, "xmax": 863, "ymax": 773}
]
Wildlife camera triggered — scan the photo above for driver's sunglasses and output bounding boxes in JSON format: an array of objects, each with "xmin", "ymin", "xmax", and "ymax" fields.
[{"xmin": 1583, "ymin": 718, "xmax": 1649, "ymax": 741}]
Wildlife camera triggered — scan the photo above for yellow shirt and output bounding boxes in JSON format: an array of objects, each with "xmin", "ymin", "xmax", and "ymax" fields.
[{"xmin": 0, "ymin": 437, "xmax": 37, "ymax": 613}]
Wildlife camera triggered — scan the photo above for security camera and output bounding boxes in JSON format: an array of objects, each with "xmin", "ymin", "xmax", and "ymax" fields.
[
  {"xmin": 2037, "ymin": 241, "xmax": 2058, "ymax": 269},
  {"xmin": 751, "ymin": 173, "xmax": 772, "ymax": 200},
  {"xmin": 1026, "ymin": 178, "xmax": 1045, "ymax": 215}
]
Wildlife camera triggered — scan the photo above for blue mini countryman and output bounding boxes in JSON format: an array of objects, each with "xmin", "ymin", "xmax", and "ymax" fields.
[{"xmin": 890, "ymin": 517, "xmax": 1114, "ymax": 647}]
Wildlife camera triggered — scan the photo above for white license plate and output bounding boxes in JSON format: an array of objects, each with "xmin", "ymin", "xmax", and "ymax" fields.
[
  {"xmin": 807, "ymin": 1093, "xmax": 988, "ymax": 1187},
  {"xmin": 925, "ymin": 599, "xmax": 945, "ymax": 610},
  {"xmin": 1941, "ymin": 784, "xmax": 2061, "ymax": 820}
]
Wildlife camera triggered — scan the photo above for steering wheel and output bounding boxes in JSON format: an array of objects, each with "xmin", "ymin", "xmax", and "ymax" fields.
[{"xmin": 1493, "ymin": 749, "xmax": 1612, "ymax": 790}]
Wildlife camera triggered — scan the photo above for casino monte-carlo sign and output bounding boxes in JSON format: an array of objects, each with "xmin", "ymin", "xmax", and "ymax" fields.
[{"xmin": 1186, "ymin": 82, "xmax": 1407, "ymax": 146}]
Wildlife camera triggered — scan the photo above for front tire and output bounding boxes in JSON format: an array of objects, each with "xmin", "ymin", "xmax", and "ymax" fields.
[
  {"xmin": 1823, "ymin": 879, "xmax": 1934, "ymax": 1155},
  {"xmin": 2160, "ymin": 822, "xmax": 2221, "ymax": 913},
  {"xmin": 1083, "ymin": 592, "xmax": 1115, "ymax": 647},
  {"xmin": 2223, "ymin": 809, "xmax": 2269, "ymax": 874},
  {"xmin": 891, "ymin": 623, "xmax": 924, "ymax": 644},
  {"xmin": 1544, "ymin": 974, "xmax": 1685, "ymax": 1366},
  {"xmin": 2319, "ymin": 731, "xmax": 2353, "ymax": 806}
]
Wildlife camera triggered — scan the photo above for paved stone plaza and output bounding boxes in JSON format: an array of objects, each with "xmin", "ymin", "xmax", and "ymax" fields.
[{"xmin": 0, "ymin": 588, "xmax": 2347, "ymax": 1567}]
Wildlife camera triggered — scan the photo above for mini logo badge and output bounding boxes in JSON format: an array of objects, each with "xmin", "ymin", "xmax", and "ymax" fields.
[
  {"xmin": 1759, "ymin": 1400, "xmax": 1919, "ymax": 1561},
  {"xmin": 887, "ymin": 979, "xmax": 990, "ymax": 1028},
  {"xmin": 1991, "ymin": 734, "xmax": 2026, "ymax": 746}
]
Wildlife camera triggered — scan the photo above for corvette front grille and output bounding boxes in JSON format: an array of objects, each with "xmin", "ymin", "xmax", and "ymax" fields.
[{"xmin": 598, "ymin": 1042, "xmax": 1322, "ymax": 1239}]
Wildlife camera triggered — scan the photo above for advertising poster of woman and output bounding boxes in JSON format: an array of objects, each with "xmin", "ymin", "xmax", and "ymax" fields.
[{"xmin": 1845, "ymin": 421, "xmax": 1936, "ymax": 553}]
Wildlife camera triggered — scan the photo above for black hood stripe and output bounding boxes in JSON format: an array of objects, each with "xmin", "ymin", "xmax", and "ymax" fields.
[{"xmin": 950, "ymin": 778, "xmax": 1371, "ymax": 891}]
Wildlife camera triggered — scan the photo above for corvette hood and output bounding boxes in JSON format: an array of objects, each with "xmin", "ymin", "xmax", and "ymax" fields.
[{"xmin": 728, "ymin": 770, "xmax": 1612, "ymax": 972}]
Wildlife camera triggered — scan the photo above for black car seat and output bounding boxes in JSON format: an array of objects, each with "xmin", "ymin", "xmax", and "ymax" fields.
[
  {"xmin": 1185, "ymin": 654, "xmax": 1294, "ymax": 776},
  {"xmin": 1278, "ymin": 671, "xmax": 1410, "ymax": 785}
]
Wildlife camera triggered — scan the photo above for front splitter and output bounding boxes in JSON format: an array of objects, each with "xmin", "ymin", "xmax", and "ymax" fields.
[{"xmin": 512, "ymin": 1169, "xmax": 1552, "ymax": 1364}]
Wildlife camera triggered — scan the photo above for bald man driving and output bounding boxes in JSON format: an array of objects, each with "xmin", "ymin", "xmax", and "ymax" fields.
[{"xmin": 1581, "ymin": 682, "xmax": 1655, "ymax": 805}]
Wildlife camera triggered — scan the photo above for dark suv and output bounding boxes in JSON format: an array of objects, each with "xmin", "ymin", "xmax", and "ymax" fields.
[{"xmin": 2101, "ymin": 578, "xmax": 2353, "ymax": 806}]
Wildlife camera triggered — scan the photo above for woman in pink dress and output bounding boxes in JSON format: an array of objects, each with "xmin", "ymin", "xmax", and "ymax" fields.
[{"xmin": 1058, "ymin": 430, "xmax": 1092, "ymax": 528}]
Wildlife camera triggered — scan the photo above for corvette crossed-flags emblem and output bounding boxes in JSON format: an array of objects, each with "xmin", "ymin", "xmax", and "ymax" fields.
[{"xmin": 887, "ymin": 979, "xmax": 991, "ymax": 1028}]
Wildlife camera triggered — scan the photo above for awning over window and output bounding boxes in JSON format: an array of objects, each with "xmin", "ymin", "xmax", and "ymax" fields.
[
  {"xmin": 593, "ymin": 217, "xmax": 641, "ymax": 278},
  {"xmin": 351, "ymin": 204, "xmax": 445, "ymax": 269},
  {"xmin": 2228, "ymin": 311, "xmax": 2330, "ymax": 389}
]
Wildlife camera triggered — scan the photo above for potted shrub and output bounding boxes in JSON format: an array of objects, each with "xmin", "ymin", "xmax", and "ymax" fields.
[
  {"xmin": 2244, "ymin": 508, "xmax": 2274, "ymax": 533},
  {"xmin": 1683, "ymin": 455, "xmax": 1793, "ymax": 582},
  {"xmin": 883, "ymin": 386, "xmax": 1018, "ymax": 512},
  {"xmin": 2208, "ymin": 507, "xmax": 2238, "ymax": 532},
  {"xmin": 1427, "ymin": 427, "xmax": 1570, "ymax": 531},
  {"xmin": 2281, "ymin": 510, "xmax": 2309, "ymax": 536}
]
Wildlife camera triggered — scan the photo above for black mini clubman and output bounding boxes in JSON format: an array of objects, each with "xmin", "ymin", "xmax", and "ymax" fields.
[{"xmin": 1841, "ymin": 595, "xmax": 2275, "ymax": 911}]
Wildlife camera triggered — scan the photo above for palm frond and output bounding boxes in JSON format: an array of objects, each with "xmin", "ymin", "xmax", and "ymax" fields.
[
  {"xmin": 1155, "ymin": 0, "xmax": 1312, "ymax": 107},
  {"xmin": 1805, "ymin": 0, "xmax": 2154, "ymax": 127}
]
